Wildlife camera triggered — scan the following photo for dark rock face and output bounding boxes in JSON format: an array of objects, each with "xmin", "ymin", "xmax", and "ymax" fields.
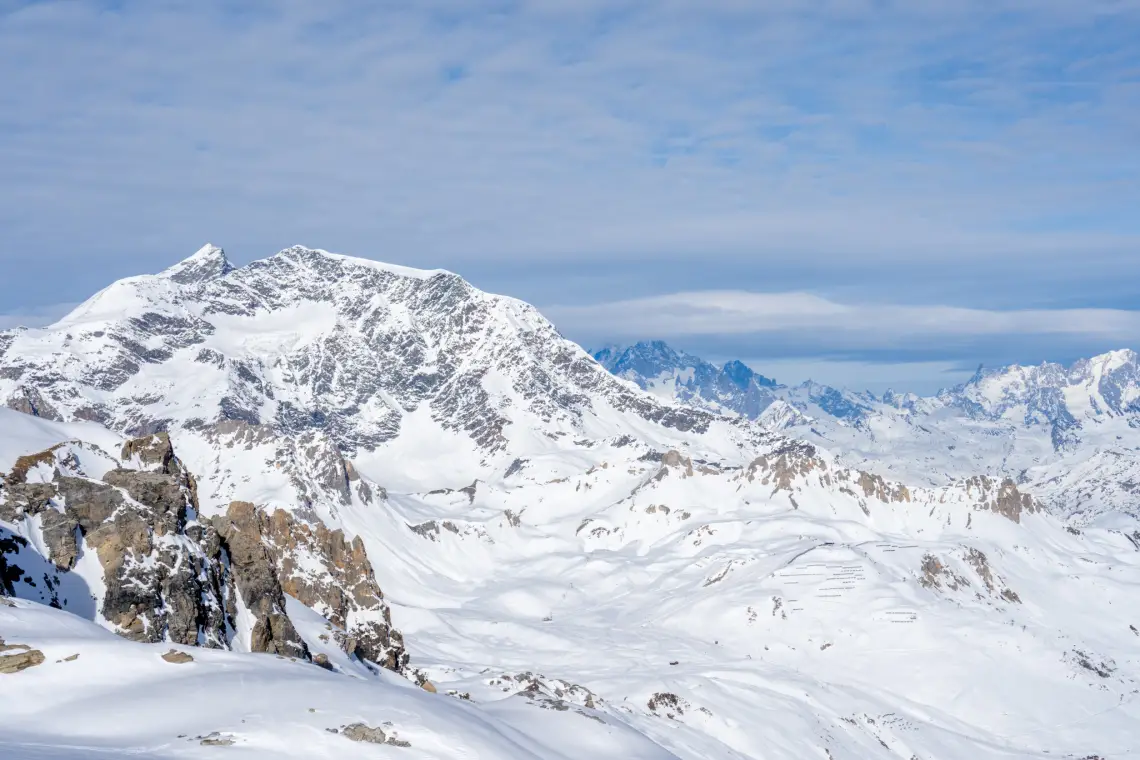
[
  {"xmin": 213, "ymin": 501, "xmax": 406, "ymax": 671},
  {"xmin": 1, "ymin": 438, "xmax": 230, "ymax": 647},
  {"xmin": 61, "ymin": 468, "xmax": 230, "ymax": 647},
  {"xmin": 212, "ymin": 501, "xmax": 307, "ymax": 659},
  {"xmin": 120, "ymin": 432, "xmax": 180, "ymax": 476},
  {"xmin": 3, "ymin": 431, "xmax": 405, "ymax": 673},
  {"xmin": 38, "ymin": 509, "xmax": 79, "ymax": 570},
  {"xmin": 5, "ymin": 386, "xmax": 62, "ymax": 421}
]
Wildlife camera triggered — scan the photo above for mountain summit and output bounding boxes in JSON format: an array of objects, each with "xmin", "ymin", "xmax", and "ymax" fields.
[{"xmin": 161, "ymin": 242, "xmax": 235, "ymax": 284}]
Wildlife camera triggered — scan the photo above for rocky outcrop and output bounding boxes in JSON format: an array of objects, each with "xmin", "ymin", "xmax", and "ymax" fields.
[
  {"xmin": 338, "ymin": 722, "xmax": 411, "ymax": 747},
  {"xmin": 0, "ymin": 436, "xmax": 230, "ymax": 647},
  {"xmin": 212, "ymin": 501, "xmax": 307, "ymax": 658},
  {"xmin": 657, "ymin": 450, "xmax": 694, "ymax": 479},
  {"xmin": 62, "ymin": 468, "xmax": 230, "ymax": 646},
  {"xmin": 119, "ymin": 432, "xmax": 180, "ymax": 476},
  {"xmin": 4, "ymin": 445, "xmax": 63, "ymax": 486},
  {"xmin": 963, "ymin": 476, "xmax": 1038, "ymax": 523},
  {"xmin": 5, "ymin": 386, "xmax": 62, "ymax": 421},
  {"xmin": 2, "ymin": 433, "xmax": 406, "ymax": 673},
  {"xmin": 213, "ymin": 501, "xmax": 405, "ymax": 671},
  {"xmin": 38, "ymin": 508, "xmax": 79, "ymax": 570},
  {"xmin": 341, "ymin": 723, "xmax": 388, "ymax": 744},
  {"xmin": 0, "ymin": 641, "xmax": 45, "ymax": 674},
  {"xmin": 744, "ymin": 441, "xmax": 824, "ymax": 491},
  {"xmin": 854, "ymin": 471, "xmax": 911, "ymax": 504}
]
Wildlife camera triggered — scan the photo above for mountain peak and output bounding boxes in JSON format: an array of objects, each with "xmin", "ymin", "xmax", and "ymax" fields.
[
  {"xmin": 162, "ymin": 243, "xmax": 234, "ymax": 284},
  {"xmin": 722, "ymin": 359, "xmax": 778, "ymax": 389}
]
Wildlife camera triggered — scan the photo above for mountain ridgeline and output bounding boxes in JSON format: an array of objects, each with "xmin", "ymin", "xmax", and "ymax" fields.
[
  {"xmin": 1, "ymin": 244, "xmax": 1139, "ymax": 760},
  {"xmin": 596, "ymin": 340, "xmax": 1140, "ymax": 519}
]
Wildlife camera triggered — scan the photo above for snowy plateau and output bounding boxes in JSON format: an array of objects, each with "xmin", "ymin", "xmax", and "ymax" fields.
[{"xmin": 0, "ymin": 243, "xmax": 1137, "ymax": 760}]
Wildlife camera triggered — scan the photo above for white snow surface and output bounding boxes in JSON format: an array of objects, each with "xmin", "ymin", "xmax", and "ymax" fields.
[
  {"xmin": 2, "ymin": 245, "xmax": 1140, "ymax": 758},
  {"xmin": 0, "ymin": 599, "xmax": 674, "ymax": 759}
]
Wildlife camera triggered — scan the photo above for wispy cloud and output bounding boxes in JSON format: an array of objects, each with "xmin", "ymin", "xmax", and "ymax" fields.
[
  {"xmin": 0, "ymin": 1, "xmax": 1137, "ymax": 383},
  {"xmin": 549, "ymin": 290, "xmax": 1140, "ymax": 341},
  {"xmin": 545, "ymin": 290, "xmax": 1140, "ymax": 371}
]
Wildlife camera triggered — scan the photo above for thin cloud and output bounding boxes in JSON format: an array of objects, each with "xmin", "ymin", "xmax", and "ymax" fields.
[{"xmin": 546, "ymin": 290, "xmax": 1140, "ymax": 347}]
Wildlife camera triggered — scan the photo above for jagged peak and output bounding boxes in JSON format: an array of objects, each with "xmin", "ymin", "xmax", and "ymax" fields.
[
  {"xmin": 161, "ymin": 243, "xmax": 234, "ymax": 285},
  {"xmin": 722, "ymin": 359, "xmax": 778, "ymax": 389}
]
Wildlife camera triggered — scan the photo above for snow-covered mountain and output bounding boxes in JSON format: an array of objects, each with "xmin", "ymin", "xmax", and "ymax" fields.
[
  {"xmin": 599, "ymin": 340, "xmax": 1140, "ymax": 520},
  {"xmin": 3, "ymin": 245, "xmax": 1140, "ymax": 759},
  {"xmin": 595, "ymin": 341, "xmax": 804, "ymax": 429}
]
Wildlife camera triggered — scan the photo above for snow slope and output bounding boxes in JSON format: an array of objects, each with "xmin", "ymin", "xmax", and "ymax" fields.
[
  {"xmin": 0, "ymin": 598, "xmax": 676, "ymax": 759},
  {"xmin": 2, "ymin": 245, "xmax": 1140, "ymax": 759}
]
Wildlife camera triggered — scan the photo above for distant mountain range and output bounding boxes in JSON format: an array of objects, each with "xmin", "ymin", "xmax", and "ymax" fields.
[{"xmin": 596, "ymin": 340, "xmax": 1140, "ymax": 519}]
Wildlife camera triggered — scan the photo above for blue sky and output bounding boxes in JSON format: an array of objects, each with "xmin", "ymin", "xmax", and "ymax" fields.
[{"xmin": 1, "ymin": 0, "xmax": 1139, "ymax": 392}]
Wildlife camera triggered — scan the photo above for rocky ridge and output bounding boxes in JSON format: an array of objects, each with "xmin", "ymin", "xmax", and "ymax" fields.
[{"xmin": 0, "ymin": 430, "xmax": 405, "ymax": 671}]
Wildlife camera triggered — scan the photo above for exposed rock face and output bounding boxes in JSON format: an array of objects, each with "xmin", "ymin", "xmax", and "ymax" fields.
[
  {"xmin": 213, "ymin": 501, "xmax": 405, "ymax": 671},
  {"xmin": 38, "ymin": 508, "xmax": 79, "ymax": 570},
  {"xmin": 339, "ymin": 723, "xmax": 410, "ymax": 747},
  {"xmin": 5, "ymin": 386, "xmax": 62, "ymax": 421},
  {"xmin": 919, "ymin": 554, "xmax": 969, "ymax": 591},
  {"xmin": 855, "ymin": 471, "xmax": 911, "ymax": 504},
  {"xmin": 212, "ymin": 501, "xmax": 307, "ymax": 658},
  {"xmin": 120, "ymin": 432, "xmax": 180, "ymax": 476},
  {"xmin": 161, "ymin": 649, "xmax": 195, "ymax": 664},
  {"xmin": 342, "ymin": 723, "xmax": 387, "ymax": 743},
  {"xmin": 1, "ymin": 433, "xmax": 407, "ymax": 673},
  {"xmin": 659, "ymin": 450, "xmax": 694, "ymax": 478},
  {"xmin": 62, "ymin": 468, "xmax": 231, "ymax": 646},
  {"xmin": 963, "ymin": 476, "xmax": 1038, "ymax": 523},
  {"xmin": 1, "ymin": 437, "xmax": 230, "ymax": 647},
  {"xmin": 744, "ymin": 441, "xmax": 824, "ymax": 491}
]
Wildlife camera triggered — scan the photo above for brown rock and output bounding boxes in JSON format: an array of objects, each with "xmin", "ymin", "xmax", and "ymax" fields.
[
  {"xmin": 161, "ymin": 649, "xmax": 195, "ymax": 664},
  {"xmin": 342, "ymin": 723, "xmax": 386, "ymax": 744},
  {"xmin": 220, "ymin": 504, "xmax": 406, "ymax": 672},
  {"xmin": 3, "ymin": 445, "xmax": 62, "ymax": 486},
  {"xmin": 0, "ymin": 648, "xmax": 45, "ymax": 674},
  {"xmin": 212, "ymin": 502, "xmax": 307, "ymax": 659},
  {"xmin": 120, "ymin": 432, "xmax": 180, "ymax": 475},
  {"xmin": 963, "ymin": 476, "xmax": 1038, "ymax": 523},
  {"xmin": 659, "ymin": 450, "xmax": 694, "ymax": 477},
  {"xmin": 744, "ymin": 442, "xmax": 823, "ymax": 491}
]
